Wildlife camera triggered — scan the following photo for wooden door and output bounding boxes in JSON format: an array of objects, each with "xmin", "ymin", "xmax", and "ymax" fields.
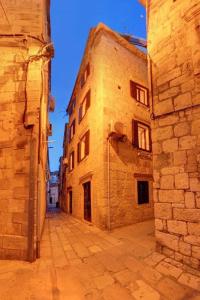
[{"xmin": 83, "ymin": 182, "xmax": 91, "ymax": 222}]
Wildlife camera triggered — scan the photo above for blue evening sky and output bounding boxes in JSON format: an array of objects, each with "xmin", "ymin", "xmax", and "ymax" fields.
[{"xmin": 49, "ymin": 0, "xmax": 146, "ymax": 171}]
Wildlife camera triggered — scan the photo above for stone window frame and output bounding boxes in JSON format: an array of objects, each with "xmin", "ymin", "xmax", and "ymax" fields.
[
  {"xmin": 132, "ymin": 120, "xmax": 152, "ymax": 152},
  {"xmin": 134, "ymin": 173, "xmax": 153, "ymax": 207},
  {"xmin": 130, "ymin": 80, "xmax": 149, "ymax": 107}
]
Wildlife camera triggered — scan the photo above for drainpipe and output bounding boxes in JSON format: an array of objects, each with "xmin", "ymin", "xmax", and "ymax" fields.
[{"xmin": 107, "ymin": 133, "xmax": 111, "ymax": 231}]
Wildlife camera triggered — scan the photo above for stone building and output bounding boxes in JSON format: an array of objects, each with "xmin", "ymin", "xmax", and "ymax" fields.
[
  {"xmin": 62, "ymin": 23, "xmax": 153, "ymax": 230},
  {"xmin": 140, "ymin": 0, "xmax": 200, "ymax": 272},
  {"xmin": 0, "ymin": 0, "xmax": 53, "ymax": 261},
  {"xmin": 48, "ymin": 172, "xmax": 59, "ymax": 208}
]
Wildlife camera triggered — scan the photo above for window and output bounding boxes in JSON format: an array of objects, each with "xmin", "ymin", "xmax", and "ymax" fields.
[
  {"xmin": 137, "ymin": 181, "xmax": 149, "ymax": 204},
  {"xmin": 77, "ymin": 130, "xmax": 90, "ymax": 162},
  {"xmin": 68, "ymin": 98, "xmax": 76, "ymax": 117},
  {"xmin": 80, "ymin": 63, "xmax": 90, "ymax": 88},
  {"xmin": 130, "ymin": 80, "xmax": 149, "ymax": 106},
  {"xmin": 69, "ymin": 119, "xmax": 75, "ymax": 142},
  {"xmin": 79, "ymin": 90, "xmax": 90, "ymax": 123},
  {"xmin": 69, "ymin": 151, "xmax": 74, "ymax": 171},
  {"xmin": 132, "ymin": 120, "xmax": 151, "ymax": 152}
]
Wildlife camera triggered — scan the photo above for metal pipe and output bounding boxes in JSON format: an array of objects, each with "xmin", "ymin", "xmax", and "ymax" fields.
[{"xmin": 107, "ymin": 134, "xmax": 111, "ymax": 231}]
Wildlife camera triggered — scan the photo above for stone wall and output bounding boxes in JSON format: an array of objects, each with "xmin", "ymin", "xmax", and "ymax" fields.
[
  {"xmin": 0, "ymin": 0, "xmax": 51, "ymax": 261},
  {"xmin": 148, "ymin": 0, "xmax": 200, "ymax": 271}
]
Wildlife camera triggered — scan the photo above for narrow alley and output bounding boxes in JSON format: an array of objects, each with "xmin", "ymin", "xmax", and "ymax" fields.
[{"xmin": 0, "ymin": 211, "xmax": 199, "ymax": 300}]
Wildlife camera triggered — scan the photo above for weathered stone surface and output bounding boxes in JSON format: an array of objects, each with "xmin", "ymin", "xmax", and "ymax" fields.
[
  {"xmin": 179, "ymin": 136, "xmax": 197, "ymax": 150},
  {"xmin": 174, "ymin": 122, "xmax": 190, "ymax": 137},
  {"xmin": 167, "ymin": 220, "xmax": 187, "ymax": 236},
  {"xmin": 174, "ymin": 93, "xmax": 192, "ymax": 111},
  {"xmin": 173, "ymin": 151, "xmax": 187, "ymax": 166},
  {"xmin": 162, "ymin": 138, "xmax": 178, "ymax": 152},
  {"xmin": 156, "ymin": 231, "xmax": 179, "ymax": 251},
  {"xmin": 160, "ymin": 175, "xmax": 174, "ymax": 189},
  {"xmin": 175, "ymin": 173, "xmax": 189, "ymax": 189},
  {"xmin": 174, "ymin": 209, "xmax": 200, "ymax": 222},
  {"xmin": 159, "ymin": 190, "xmax": 184, "ymax": 203},
  {"xmin": 179, "ymin": 241, "xmax": 191, "ymax": 256},
  {"xmin": 185, "ymin": 192, "xmax": 195, "ymax": 208},
  {"xmin": 154, "ymin": 203, "xmax": 172, "ymax": 220}
]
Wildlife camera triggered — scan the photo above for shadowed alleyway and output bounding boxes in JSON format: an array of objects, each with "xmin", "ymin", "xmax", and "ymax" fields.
[{"xmin": 0, "ymin": 210, "xmax": 199, "ymax": 299}]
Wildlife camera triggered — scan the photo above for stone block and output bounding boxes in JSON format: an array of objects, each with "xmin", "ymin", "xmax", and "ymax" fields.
[
  {"xmin": 174, "ymin": 208, "xmax": 200, "ymax": 222},
  {"xmin": 175, "ymin": 173, "xmax": 189, "ymax": 189},
  {"xmin": 162, "ymin": 138, "xmax": 178, "ymax": 152},
  {"xmin": 159, "ymin": 86, "xmax": 180, "ymax": 101},
  {"xmin": 173, "ymin": 151, "xmax": 187, "ymax": 166},
  {"xmin": 188, "ymin": 223, "xmax": 200, "ymax": 236},
  {"xmin": 152, "ymin": 126, "xmax": 173, "ymax": 142},
  {"xmin": 159, "ymin": 190, "xmax": 184, "ymax": 203},
  {"xmin": 179, "ymin": 241, "xmax": 191, "ymax": 256},
  {"xmin": 178, "ymin": 273, "xmax": 200, "ymax": 292},
  {"xmin": 174, "ymin": 93, "xmax": 192, "ymax": 111},
  {"xmin": 192, "ymin": 246, "xmax": 200, "ymax": 260},
  {"xmin": 154, "ymin": 203, "xmax": 172, "ymax": 220},
  {"xmin": 191, "ymin": 119, "xmax": 200, "ymax": 136},
  {"xmin": 160, "ymin": 175, "xmax": 174, "ymax": 189},
  {"xmin": 155, "ymin": 219, "xmax": 164, "ymax": 231},
  {"xmin": 156, "ymin": 230, "xmax": 179, "ymax": 251},
  {"xmin": 185, "ymin": 192, "xmax": 195, "ymax": 208},
  {"xmin": 174, "ymin": 122, "xmax": 190, "ymax": 137},
  {"xmin": 179, "ymin": 136, "xmax": 197, "ymax": 150},
  {"xmin": 167, "ymin": 220, "xmax": 187, "ymax": 235},
  {"xmin": 157, "ymin": 67, "xmax": 181, "ymax": 86},
  {"xmin": 184, "ymin": 235, "xmax": 200, "ymax": 246},
  {"xmin": 190, "ymin": 178, "xmax": 200, "ymax": 192},
  {"xmin": 158, "ymin": 114, "xmax": 179, "ymax": 126},
  {"xmin": 3, "ymin": 235, "xmax": 27, "ymax": 250},
  {"xmin": 154, "ymin": 98, "xmax": 174, "ymax": 116}
]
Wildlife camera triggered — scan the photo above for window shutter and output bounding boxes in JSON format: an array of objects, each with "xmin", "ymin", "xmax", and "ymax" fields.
[
  {"xmin": 80, "ymin": 75, "xmax": 84, "ymax": 88},
  {"xmin": 149, "ymin": 126, "xmax": 152, "ymax": 152},
  {"xmin": 86, "ymin": 90, "xmax": 90, "ymax": 110},
  {"xmin": 69, "ymin": 126, "xmax": 71, "ymax": 142},
  {"xmin": 130, "ymin": 81, "xmax": 137, "ymax": 99},
  {"xmin": 86, "ymin": 63, "xmax": 90, "ymax": 77},
  {"xmin": 77, "ymin": 142, "xmax": 80, "ymax": 163},
  {"xmin": 147, "ymin": 89, "xmax": 150, "ymax": 107},
  {"xmin": 85, "ymin": 130, "xmax": 90, "ymax": 156},
  {"xmin": 72, "ymin": 151, "xmax": 74, "ymax": 169},
  {"xmin": 132, "ymin": 120, "xmax": 138, "ymax": 147},
  {"xmin": 73, "ymin": 120, "xmax": 76, "ymax": 135},
  {"xmin": 79, "ymin": 106, "xmax": 82, "ymax": 123}
]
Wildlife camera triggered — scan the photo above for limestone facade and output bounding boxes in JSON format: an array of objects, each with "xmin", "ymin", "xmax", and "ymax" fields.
[
  {"xmin": 0, "ymin": 0, "xmax": 53, "ymax": 261},
  {"xmin": 61, "ymin": 23, "xmax": 153, "ymax": 230},
  {"xmin": 143, "ymin": 0, "xmax": 200, "ymax": 271}
]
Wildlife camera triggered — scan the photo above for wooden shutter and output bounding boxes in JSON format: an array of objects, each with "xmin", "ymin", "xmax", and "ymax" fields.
[
  {"xmin": 85, "ymin": 130, "xmax": 90, "ymax": 156},
  {"xmin": 86, "ymin": 90, "xmax": 90, "ymax": 110},
  {"xmin": 69, "ymin": 125, "xmax": 71, "ymax": 142},
  {"xmin": 149, "ymin": 125, "xmax": 152, "ymax": 152},
  {"xmin": 79, "ymin": 106, "xmax": 82, "ymax": 123},
  {"xmin": 86, "ymin": 63, "xmax": 90, "ymax": 77},
  {"xmin": 147, "ymin": 89, "xmax": 150, "ymax": 106},
  {"xmin": 72, "ymin": 151, "xmax": 74, "ymax": 169},
  {"xmin": 80, "ymin": 75, "xmax": 84, "ymax": 88},
  {"xmin": 132, "ymin": 120, "xmax": 138, "ymax": 147},
  {"xmin": 77, "ymin": 142, "xmax": 80, "ymax": 163},
  {"xmin": 130, "ymin": 81, "xmax": 137, "ymax": 99},
  {"xmin": 73, "ymin": 120, "xmax": 76, "ymax": 135}
]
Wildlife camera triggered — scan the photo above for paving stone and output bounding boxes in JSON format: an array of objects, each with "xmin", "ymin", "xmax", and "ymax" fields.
[
  {"xmin": 157, "ymin": 277, "xmax": 194, "ymax": 300},
  {"xmin": 178, "ymin": 273, "xmax": 200, "ymax": 292},
  {"xmin": 93, "ymin": 273, "xmax": 114, "ymax": 290},
  {"xmin": 132, "ymin": 280, "xmax": 160, "ymax": 300},
  {"xmin": 102, "ymin": 282, "xmax": 133, "ymax": 300},
  {"xmin": 156, "ymin": 260, "xmax": 183, "ymax": 279},
  {"xmin": 88, "ymin": 245, "xmax": 102, "ymax": 253}
]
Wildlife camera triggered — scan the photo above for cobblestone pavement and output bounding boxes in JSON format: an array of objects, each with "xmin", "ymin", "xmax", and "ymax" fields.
[{"xmin": 0, "ymin": 210, "xmax": 200, "ymax": 300}]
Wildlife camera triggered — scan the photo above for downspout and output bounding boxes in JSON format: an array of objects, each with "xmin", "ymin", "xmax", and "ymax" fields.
[{"xmin": 107, "ymin": 133, "xmax": 111, "ymax": 231}]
